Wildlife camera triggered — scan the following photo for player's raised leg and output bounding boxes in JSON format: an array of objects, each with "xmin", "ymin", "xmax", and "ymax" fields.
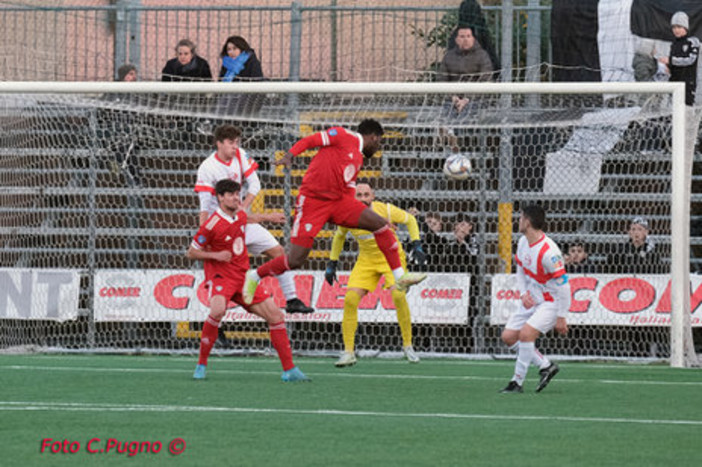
[
  {"xmin": 259, "ymin": 242, "xmax": 314, "ymax": 314},
  {"xmin": 243, "ymin": 244, "xmax": 311, "ymax": 305},
  {"xmin": 356, "ymin": 208, "xmax": 427, "ymax": 291}
]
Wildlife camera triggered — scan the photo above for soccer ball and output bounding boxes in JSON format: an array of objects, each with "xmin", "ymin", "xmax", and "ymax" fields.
[{"xmin": 442, "ymin": 154, "xmax": 472, "ymax": 180}]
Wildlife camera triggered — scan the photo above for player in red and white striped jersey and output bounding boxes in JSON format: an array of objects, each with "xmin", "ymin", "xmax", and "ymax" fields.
[
  {"xmin": 500, "ymin": 204, "xmax": 570, "ymax": 393},
  {"xmin": 194, "ymin": 125, "xmax": 313, "ymax": 315},
  {"xmin": 187, "ymin": 179, "xmax": 309, "ymax": 382},
  {"xmin": 242, "ymin": 119, "xmax": 427, "ymax": 304}
]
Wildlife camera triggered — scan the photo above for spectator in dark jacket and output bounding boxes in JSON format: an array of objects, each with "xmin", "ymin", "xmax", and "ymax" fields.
[
  {"xmin": 217, "ymin": 35, "xmax": 265, "ymax": 116},
  {"xmin": 408, "ymin": 208, "xmax": 449, "ymax": 272},
  {"xmin": 218, "ymin": 35, "xmax": 264, "ymax": 82},
  {"xmin": 565, "ymin": 240, "xmax": 597, "ymax": 274},
  {"xmin": 660, "ymin": 11, "xmax": 700, "ymax": 106},
  {"xmin": 607, "ymin": 217, "xmax": 665, "ymax": 275},
  {"xmin": 436, "ymin": 26, "xmax": 494, "ymax": 119},
  {"xmin": 161, "ymin": 39, "xmax": 213, "ymax": 82},
  {"xmin": 445, "ymin": 217, "xmax": 479, "ymax": 274}
]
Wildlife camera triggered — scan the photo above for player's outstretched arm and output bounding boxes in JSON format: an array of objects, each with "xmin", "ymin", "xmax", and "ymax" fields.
[
  {"xmin": 248, "ymin": 212, "xmax": 285, "ymax": 224},
  {"xmin": 278, "ymin": 130, "xmax": 329, "ymax": 168}
]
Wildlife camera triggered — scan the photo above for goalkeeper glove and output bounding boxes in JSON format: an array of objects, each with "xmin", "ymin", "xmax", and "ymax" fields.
[
  {"xmin": 408, "ymin": 240, "xmax": 427, "ymax": 267},
  {"xmin": 325, "ymin": 260, "xmax": 338, "ymax": 286}
]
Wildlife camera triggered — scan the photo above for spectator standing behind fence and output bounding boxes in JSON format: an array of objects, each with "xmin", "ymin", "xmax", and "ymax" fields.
[
  {"xmin": 162, "ymin": 39, "xmax": 213, "ymax": 82},
  {"xmin": 564, "ymin": 240, "xmax": 596, "ymax": 274},
  {"xmin": 436, "ymin": 26, "xmax": 494, "ymax": 118},
  {"xmin": 408, "ymin": 208, "xmax": 449, "ymax": 271},
  {"xmin": 659, "ymin": 11, "xmax": 700, "ymax": 106},
  {"xmin": 217, "ymin": 35, "xmax": 264, "ymax": 116},
  {"xmin": 445, "ymin": 217, "xmax": 479, "ymax": 273},
  {"xmin": 606, "ymin": 217, "xmax": 664, "ymax": 274}
]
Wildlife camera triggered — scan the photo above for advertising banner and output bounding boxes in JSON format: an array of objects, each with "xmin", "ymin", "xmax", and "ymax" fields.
[
  {"xmin": 94, "ymin": 269, "xmax": 470, "ymax": 324},
  {"xmin": 0, "ymin": 268, "xmax": 81, "ymax": 321},
  {"xmin": 491, "ymin": 273, "xmax": 702, "ymax": 327}
]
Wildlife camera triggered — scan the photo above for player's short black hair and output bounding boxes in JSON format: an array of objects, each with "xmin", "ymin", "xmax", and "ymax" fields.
[
  {"xmin": 357, "ymin": 119, "xmax": 384, "ymax": 136},
  {"xmin": 522, "ymin": 204, "xmax": 546, "ymax": 230},
  {"xmin": 213, "ymin": 125, "xmax": 242, "ymax": 143},
  {"xmin": 215, "ymin": 179, "xmax": 241, "ymax": 196}
]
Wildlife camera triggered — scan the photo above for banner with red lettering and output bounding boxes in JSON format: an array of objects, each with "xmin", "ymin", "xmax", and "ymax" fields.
[
  {"xmin": 491, "ymin": 274, "xmax": 702, "ymax": 327},
  {"xmin": 94, "ymin": 269, "xmax": 470, "ymax": 324},
  {"xmin": 0, "ymin": 268, "xmax": 80, "ymax": 321}
]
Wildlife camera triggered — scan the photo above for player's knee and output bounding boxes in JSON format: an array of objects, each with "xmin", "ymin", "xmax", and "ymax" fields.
[
  {"xmin": 209, "ymin": 297, "xmax": 227, "ymax": 320},
  {"xmin": 501, "ymin": 329, "xmax": 516, "ymax": 345},
  {"xmin": 518, "ymin": 326, "xmax": 538, "ymax": 343},
  {"xmin": 287, "ymin": 255, "xmax": 304, "ymax": 269},
  {"xmin": 268, "ymin": 308, "xmax": 285, "ymax": 323},
  {"xmin": 344, "ymin": 289, "xmax": 363, "ymax": 309},
  {"xmin": 209, "ymin": 306, "xmax": 226, "ymax": 321},
  {"xmin": 259, "ymin": 300, "xmax": 285, "ymax": 323}
]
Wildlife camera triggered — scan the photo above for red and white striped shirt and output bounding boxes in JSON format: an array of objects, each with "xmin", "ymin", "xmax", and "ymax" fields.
[
  {"xmin": 514, "ymin": 233, "xmax": 567, "ymax": 307},
  {"xmin": 194, "ymin": 149, "xmax": 260, "ymax": 214}
]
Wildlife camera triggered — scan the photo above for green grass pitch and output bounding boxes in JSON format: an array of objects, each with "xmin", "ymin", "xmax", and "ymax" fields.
[{"xmin": 1, "ymin": 354, "xmax": 701, "ymax": 466}]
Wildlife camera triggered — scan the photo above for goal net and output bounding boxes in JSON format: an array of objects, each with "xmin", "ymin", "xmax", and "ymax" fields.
[{"xmin": 0, "ymin": 81, "xmax": 697, "ymax": 367}]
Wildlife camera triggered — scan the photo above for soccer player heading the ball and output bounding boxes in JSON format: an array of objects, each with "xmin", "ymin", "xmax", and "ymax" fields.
[
  {"xmin": 187, "ymin": 179, "xmax": 309, "ymax": 382},
  {"xmin": 500, "ymin": 204, "xmax": 570, "ymax": 394},
  {"xmin": 242, "ymin": 119, "xmax": 427, "ymax": 304},
  {"xmin": 326, "ymin": 182, "xmax": 426, "ymax": 367}
]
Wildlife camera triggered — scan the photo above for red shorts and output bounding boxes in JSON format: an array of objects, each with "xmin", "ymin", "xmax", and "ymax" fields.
[
  {"xmin": 206, "ymin": 275, "xmax": 269, "ymax": 310},
  {"xmin": 290, "ymin": 193, "xmax": 367, "ymax": 248}
]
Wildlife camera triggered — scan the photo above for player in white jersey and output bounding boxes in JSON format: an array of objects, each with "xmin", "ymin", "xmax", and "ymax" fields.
[
  {"xmin": 500, "ymin": 204, "xmax": 570, "ymax": 393},
  {"xmin": 195, "ymin": 125, "xmax": 314, "ymax": 315}
]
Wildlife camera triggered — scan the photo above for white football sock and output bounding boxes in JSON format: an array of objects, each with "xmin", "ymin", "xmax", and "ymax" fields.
[
  {"xmin": 513, "ymin": 341, "xmax": 535, "ymax": 386},
  {"xmin": 277, "ymin": 271, "xmax": 297, "ymax": 301},
  {"xmin": 392, "ymin": 267, "xmax": 406, "ymax": 281},
  {"xmin": 532, "ymin": 346, "xmax": 550, "ymax": 370}
]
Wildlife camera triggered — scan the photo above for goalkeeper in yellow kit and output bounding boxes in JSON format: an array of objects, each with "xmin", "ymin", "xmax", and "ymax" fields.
[{"xmin": 325, "ymin": 183, "xmax": 427, "ymax": 367}]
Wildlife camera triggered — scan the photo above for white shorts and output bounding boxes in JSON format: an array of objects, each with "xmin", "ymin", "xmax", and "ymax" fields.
[
  {"xmin": 505, "ymin": 301, "xmax": 558, "ymax": 334},
  {"xmin": 245, "ymin": 223, "xmax": 280, "ymax": 256}
]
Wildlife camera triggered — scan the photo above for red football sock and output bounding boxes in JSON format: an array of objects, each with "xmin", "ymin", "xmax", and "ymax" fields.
[
  {"xmin": 257, "ymin": 255, "xmax": 290, "ymax": 279},
  {"xmin": 269, "ymin": 321, "xmax": 294, "ymax": 371},
  {"xmin": 198, "ymin": 314, "xmax": 221, "ymax": 366},
  {"xmin": 373, "ymin": 225, "xmax": 402, "ymax": 270}
]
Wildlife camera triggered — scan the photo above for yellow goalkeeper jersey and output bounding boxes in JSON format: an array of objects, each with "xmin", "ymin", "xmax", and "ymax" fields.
[{"xmin": 330, "ymin": 201, "xmax": 420, "ymax": 265}]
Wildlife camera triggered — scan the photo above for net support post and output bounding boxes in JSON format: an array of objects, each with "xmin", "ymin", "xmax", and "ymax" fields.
[{"xmin": 670, "ymin": 83, "xmax": 694, "ymax": 368}]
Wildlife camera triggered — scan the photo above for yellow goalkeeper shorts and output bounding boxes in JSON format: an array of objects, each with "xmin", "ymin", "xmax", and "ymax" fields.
[{"xmin": 347, "ymin": 255, "xmax": 407, "ymax": 291}]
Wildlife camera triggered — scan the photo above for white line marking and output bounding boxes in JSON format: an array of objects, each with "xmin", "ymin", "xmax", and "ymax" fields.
[
  {"xmin": 2, "ymin": 354, "xmax": 681, "ymax": 370},
  {"xmin": 4, "ymin": 365, "xmax": 702, "ymax": 386},
  {"xmin": 0, "ymin": 401, "xmax": 700, "ymax": 426}
]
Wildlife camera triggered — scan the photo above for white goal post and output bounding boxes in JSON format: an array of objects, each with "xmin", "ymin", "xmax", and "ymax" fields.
[{"xmin": 0, "ymin": 80, "xmax": 696, "ymax": 367}]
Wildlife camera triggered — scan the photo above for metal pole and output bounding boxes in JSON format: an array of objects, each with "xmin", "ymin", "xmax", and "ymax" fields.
[
  {"xmin": 330, "ymin": 0, "xmax": 338, "ymax": 81},
  {"xmin": 498, "ymin": 0, "xmax": 514, "ymax": 274},
  {"xmin": 114, "ymin": 0, "xmax": 128, "ymax": 79},
  {"xmin": 128, "ymin": 0, "xmax": 141, "ymax": 72},
  {"xmin": 86, "ymin": 110, "xmax": 99, "ymax": 348},
  {"xmin": 526, "ymin": 0, "xmax": 541, "ymax": 106},
  {"xmin": 289, "ymin": 1, "xmax": 302, "ymax": 83}
]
